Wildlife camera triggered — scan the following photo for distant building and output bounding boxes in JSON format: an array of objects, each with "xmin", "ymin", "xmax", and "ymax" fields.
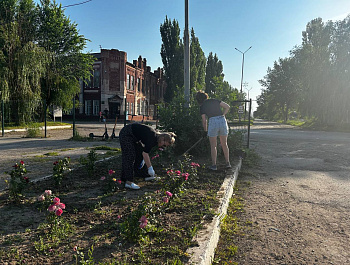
[{"xmin": 77, "ymin": 48, "xmax": 166, "ymax": 121}]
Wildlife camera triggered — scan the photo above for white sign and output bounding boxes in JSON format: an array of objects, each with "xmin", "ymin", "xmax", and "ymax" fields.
[{"xmin": 53, "ymin": 106, "xmax": 63, "ymax": 122}]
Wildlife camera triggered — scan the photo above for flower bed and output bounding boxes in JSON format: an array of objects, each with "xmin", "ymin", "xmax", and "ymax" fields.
[{"xmin": 0, "ymin": 153, "xmax": 228, "ymax": 264}]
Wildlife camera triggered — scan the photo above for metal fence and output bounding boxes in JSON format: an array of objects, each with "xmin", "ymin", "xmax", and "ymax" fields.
[
  {"xmin": 1, "ymin": 99, "xmax": 50, "ymax": 137},
  {"xmin": 228, "ymin": 99, "xmax": 252, "ymax": 148}
]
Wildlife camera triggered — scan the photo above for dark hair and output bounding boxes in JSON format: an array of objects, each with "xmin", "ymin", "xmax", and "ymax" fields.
[{"xmin": 196, "ymin": 90, "xmax": 208, "ymax": 105}]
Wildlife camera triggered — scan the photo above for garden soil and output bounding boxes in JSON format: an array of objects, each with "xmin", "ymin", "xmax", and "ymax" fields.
[{"xmin": 226, "ymin": 120, "xmax": 350, "ymax": 265}]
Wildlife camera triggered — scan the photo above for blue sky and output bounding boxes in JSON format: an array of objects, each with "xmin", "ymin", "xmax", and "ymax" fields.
[{"xmin": 49, "ymin": 0, "xmax": 350, "ymax": 110}]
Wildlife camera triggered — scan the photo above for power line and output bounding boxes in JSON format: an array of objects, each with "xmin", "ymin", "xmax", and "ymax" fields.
[{"xmin": 62, "ymin": 0, "xmax": 93, "ymax": 8}]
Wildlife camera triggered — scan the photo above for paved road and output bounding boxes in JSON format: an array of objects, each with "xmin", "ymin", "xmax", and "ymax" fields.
[{"xmin": 236, "ymin": 120, "xmax": 350, "ymax": 264}]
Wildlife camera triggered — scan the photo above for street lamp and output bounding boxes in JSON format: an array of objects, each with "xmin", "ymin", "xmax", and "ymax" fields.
[
  {"xmin": 245, "ymin": 87, "xmax": 253, "ymax": 100},
  {"xmin": 235, "ymin": 46, "xmax": 252, "ymax": 94}
]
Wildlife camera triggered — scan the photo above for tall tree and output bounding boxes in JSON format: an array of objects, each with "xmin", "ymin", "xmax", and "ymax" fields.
[
  {"xmin": 190, "ymin": 28, "xmax": 206, "ymax": 92},
  {"xmin": 329, "ymin": 15, "xmax": 350, "ymax": 124},
  {"xmin": 259, "ymin": 57, "xmax": 300, "ymax": 121},
  {"xmin": 37, "ymin": 0, "xmax": 94, "ymax": 110},
  {"xmin": 160, "ymin": 16, "xmax": 183, "ymax": 102},
  {"xmin": 205, "ymin": 52, "xmax": 224, "ymax": 94},
  {"xmin": 297, "ymin": 18, "xmax": 333, "ymax": 123},
  {"xmin": 0, "ymin": 0, "xmax": 47, "ymax": 124}
]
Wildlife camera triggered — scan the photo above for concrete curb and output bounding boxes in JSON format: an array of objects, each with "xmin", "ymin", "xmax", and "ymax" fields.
[
  {"xmin": 186, "ymin": 158, "xmax": 242, "ymax": 265},
  {"xmin": 3, "ymin": 125, "xmax": 71, "ymax": 133}
]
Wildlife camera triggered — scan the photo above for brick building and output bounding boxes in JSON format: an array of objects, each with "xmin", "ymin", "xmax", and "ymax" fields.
[{"xmin": 78, "ymin": 49, "xmax": 166, "ymax": 121}]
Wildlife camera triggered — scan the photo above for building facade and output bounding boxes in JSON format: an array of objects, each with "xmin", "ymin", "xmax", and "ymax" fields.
[{"xmin": 78, "ymin": 49, "xmax": 166, "ymax": 121}]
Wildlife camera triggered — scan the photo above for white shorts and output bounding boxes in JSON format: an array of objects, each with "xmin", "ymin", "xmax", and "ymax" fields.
[{"xmin": 208, "ymin": 116, "xmax": 228, "ymax": 137}]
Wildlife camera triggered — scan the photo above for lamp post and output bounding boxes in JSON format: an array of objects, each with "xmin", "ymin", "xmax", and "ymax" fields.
[
  {"xmin": 245, "ymin": 87, "xmax": 253, "ymax": 100},
  {"xmin": 235, "ymin": 46, "xmax": 252, "ymax": 94}
]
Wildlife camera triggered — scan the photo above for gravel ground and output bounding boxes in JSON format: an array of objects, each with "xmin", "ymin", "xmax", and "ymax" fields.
[{"xmin": 230, "ymin": 120, "xmax": 350, "ymax": 264}]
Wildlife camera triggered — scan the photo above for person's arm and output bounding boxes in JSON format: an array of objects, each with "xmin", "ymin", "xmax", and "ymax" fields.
[
  {"xmin": 142, "ymin": 151, "xmax": 152, "ymax": 168},
  {"xmin": 143, "ymin": 151, "xmax": 156, "ymax": 177},
  {"xmin": 201, "ymin": 114, "xmax": 207, "ymax": 131},
  {"xmin": 220, "ymin": 101, "xmax": 230, "ymax": 116}
]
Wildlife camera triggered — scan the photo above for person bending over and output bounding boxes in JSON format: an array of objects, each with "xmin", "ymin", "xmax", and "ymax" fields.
[{"xmin": 119, "ymin": 123, "xmax": 176, "ymax": 189}]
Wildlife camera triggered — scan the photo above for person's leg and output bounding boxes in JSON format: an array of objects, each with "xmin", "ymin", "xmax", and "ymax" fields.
[
  {"xmin": 209, "ymin": 136, "xmax": 218, "ymax": 166},
  {"xmin": 208, "ymin": 117, "xmax": 221, "ymax": 169},
  {"xmin": 219, "ymin": 135, "xmax": 230, "ymax": 164},
  {"xmin": 218, "ymin": 116, "xmax": 230, "ymax": 167},
  {"xmin": 119, "ymin": 127, "xmax": 136, "ymax": 184}
]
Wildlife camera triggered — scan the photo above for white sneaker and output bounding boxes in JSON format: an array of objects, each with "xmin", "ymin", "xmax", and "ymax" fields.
[{"xmin": 125, "ymin": 182, "xmax": 140, "ymax": 190}]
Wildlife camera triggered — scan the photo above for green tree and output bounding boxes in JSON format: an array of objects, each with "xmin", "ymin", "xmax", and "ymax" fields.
[
  {"xmin": 37, "ymin": 0, "xmax": 94, "ymax": 111},
  {"xmin": 329, "ymin": 15, "xmax": 350, "ymax": 125},
  {"xmin": 297, "ymin": 18, "xmax": 333, "ymax": 124},
  {"xmin": 0, "ymin": 0, "xmax": 48, "ymax": 124},
  {"xmin": 160, "ymin": 16, "xmax": 184, "ymax": 102},
  {"xmin": 190, "ymin": 28, "xmax": 206, "ymax": 92},
  {"xmin": 205, "ymin": 52, "xmax": 224, "ymax": 94},
  {"xmin": 259, "ymin": 57, "xmax": 300, "ymax": 121}
]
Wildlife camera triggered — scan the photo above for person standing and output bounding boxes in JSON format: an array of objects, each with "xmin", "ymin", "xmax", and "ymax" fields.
[
  {"xmin": 196, "ymin": 90, "xmax": 231, "ymax": 170},
  {"xmin": 118, "ymin": 123, "xmax": 176, "ymax": 189}
]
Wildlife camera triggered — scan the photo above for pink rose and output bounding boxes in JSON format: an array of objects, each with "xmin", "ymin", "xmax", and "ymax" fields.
[
  {"xmin": 166, "ymin": 191, "xmax": 173, "ymax": 197},
  {"xmin": 55, "ymin": 208, "xmax": 63, "ymax": 216},
  {"xmin": 191, "ymin": 162, "xmax": 200, "ymax": 167},
  {"xmin": 108, "ymin": 169, "xmax": 115, "ymax": 176},
  {"xmin": 37, "ymin": 194, "xmax": 45, "ymax": 202},
  {"xmin": 175, "ymin": 170, "xmax": 181, "ymax": 176},
  {"xmin": 117, "ymin": 179, "xmax": 122, "ymax": 184},
  {"xmin": 57, "ymin": 203, "xmax": 66, "ymax": 210},
  {"xmin": 44, "ymin": 190, "xmax": 52, "ymax": 196},
  {"xmin": 53, "ymin": 197, "xmax": 60, "ymax": 203},
  {"xmin": 182, "ymin": 173, "xmax": 189, "ymax": 180},
  {"xmin": 48, "ymin": 204, "xmax": 57, "ymax": 212},
  {"xmin": 162, "ymin": 197, "xmax": 169, "ymax": 203},
  {"xmin": 139, "ymin": 216, "xmax": 148, "ymax": 228}
]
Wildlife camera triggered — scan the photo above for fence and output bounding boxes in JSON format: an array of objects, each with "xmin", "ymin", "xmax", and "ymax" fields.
[
  {"xmin": 1, "ymin": 99, "xmax": 50, "ymax": 137},
  {"xmin": 228, "ymin": 99, "xmax": 252, "ymax": 148}
]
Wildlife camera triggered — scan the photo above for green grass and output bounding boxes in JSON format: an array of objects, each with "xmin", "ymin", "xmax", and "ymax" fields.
[{"xmin": 43, "ymin": 152, "xmax": 60, "ymax": 156}]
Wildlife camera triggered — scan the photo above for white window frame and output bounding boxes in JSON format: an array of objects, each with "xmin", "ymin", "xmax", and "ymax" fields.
[
  {"xmin": 93, "ymin": 100, "xmax": 99, "ymax": 116},
  {"xmin": 85, "ymin": 100, "xmax": 92, "ymax": 115}
]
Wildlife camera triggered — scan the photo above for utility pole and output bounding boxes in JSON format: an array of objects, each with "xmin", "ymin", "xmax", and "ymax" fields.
[{"xmin": 184, "ymin": 0, "xmax": 190, "ymax": 107}]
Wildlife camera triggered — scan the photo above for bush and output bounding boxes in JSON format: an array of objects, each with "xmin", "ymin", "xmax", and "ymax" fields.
[
  {"xmin": 26, "ymin": 123, "xmax": 41, "ymax": 138},
  {"xmin": 157, "ymin": 94, "xmax": 209, "ymax": 156}
]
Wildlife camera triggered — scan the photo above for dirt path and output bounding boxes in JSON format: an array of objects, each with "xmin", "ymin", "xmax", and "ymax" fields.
[{"xmin": 233, "ymin": 120, "xmax": 350, "ymax": 264}]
